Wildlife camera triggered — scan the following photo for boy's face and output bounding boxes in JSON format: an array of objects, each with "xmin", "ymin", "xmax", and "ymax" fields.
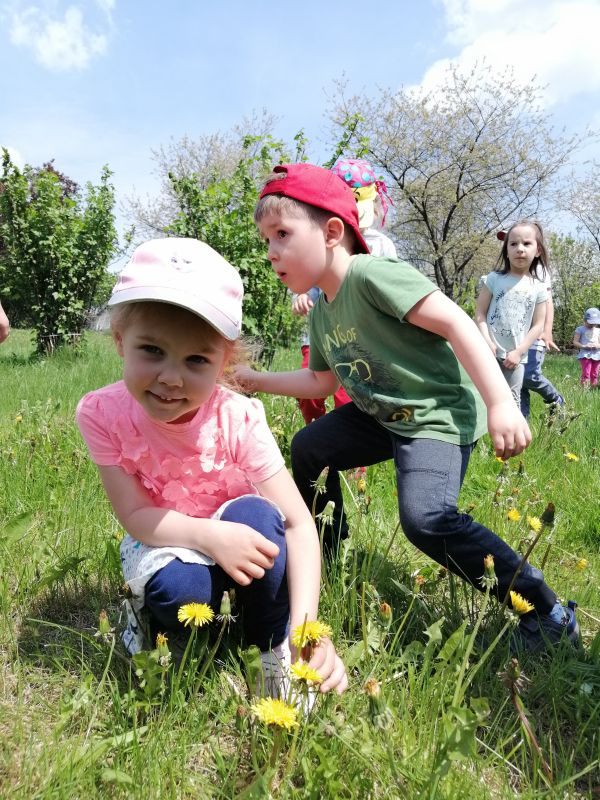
[{"xmin": 258, "ymin": 211, "xmax": 330, "ymax": 294}]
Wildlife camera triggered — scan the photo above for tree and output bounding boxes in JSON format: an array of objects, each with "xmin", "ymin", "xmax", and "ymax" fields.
[
  {"xmin": 330, "ymin": 64, "xmax": 585, "ymax": 300},
  {"xmin": 166, "ymin": 135, "xmax": 301, "ymax": 365},
  {"xmin": 125, "ymin": 110, "xmax": 279, "ymax": 239},
  {"xmin": 549, "ymin": 233, "xmax": 600, "ymax": 347},
  {"xmin": 0, "ymin": 151, "xmax": 118, "ymax": 353},
  {"xmin": 559, "ymin": 163, "xmax": 600, "ymax": 254}
]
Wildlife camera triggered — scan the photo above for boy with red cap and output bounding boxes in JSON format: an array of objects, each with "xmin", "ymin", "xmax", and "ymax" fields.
[{"xmin": 235, "ymin": 162, "xmax": 578, "ymax": 653}]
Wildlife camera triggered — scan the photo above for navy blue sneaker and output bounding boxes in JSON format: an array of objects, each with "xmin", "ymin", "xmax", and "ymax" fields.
[{"xmin": 512, "ymin": 600, "xmax": 579, "ymax": 654}]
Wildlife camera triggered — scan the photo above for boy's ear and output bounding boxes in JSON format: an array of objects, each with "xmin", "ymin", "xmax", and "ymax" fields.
[
  {"xmin": 113, "ymin": 330, "xmax": 124, "ymax": 357},
  {"xmin": 324, "ymin": 217, "xmax": 345, "ymax": 247}
]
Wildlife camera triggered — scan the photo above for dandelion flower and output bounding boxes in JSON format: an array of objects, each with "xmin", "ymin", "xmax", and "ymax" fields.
[
  {"xmin": 251, "ymin": 697, "xmax": 299, "ymax": 730},
  {"xmin": 495, "ymin": 456, "xmax": 506, "ymax": 463},
  {"xmin": 507, "ymin": 508, "xmax": 521, "ymax": 522},
  {"xmin": 510, "ymin": 591, "xmax": 535, "ymax": 615},
  {"xmin": 14, "ymin": 414, "xmax": 23, "ymax": 424},
  {"xmin": 526, "ymin": 516, "xmax": 542, "ymax": 533},
  {"xmin": 291, "ymin": 620, "xmax": 333, "ymax": 649},
  {"xmin": 291, "ymin": 661, "xmax": 323, "ymax": 685},
  {"xmin": 575, "ymin": 558, "xmax": 588, "ymax": 571},
  {"xmin": 564, "ymin": 452, "xmax": 579, "ymax": 462},
  {"xmin": 156, "ymin": 632, "xmax": 168, "ymax": 647},
  {"xmin": 177, "ymin": 602, "xmax": 214, "ymax": 628},
  {"xmin": 357, "ymin": 477, "xmax": 367, "ymax": 493}
]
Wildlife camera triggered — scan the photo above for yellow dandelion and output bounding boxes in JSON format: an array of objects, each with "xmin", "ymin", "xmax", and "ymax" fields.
[
  {"xmin": 357, "ymin": 477, "xmax": 367, "ymax": 493},
  {"xmin": 251, "ymin": 697, "xmax": 299, "ymax": 731},
  {"xmin": 291, "ymin": 620, "xmax": 333, "ymax": 649},
  {"xmin": 510, "ymin": 591, "xmax": 535, "ymax": 615},
  {"xmin": 526, "ymin": 516, "xmax": 542, "ymax": 533},
  {"xmin": 156, "ymin": 632, "xmax": 168, "ymax": 647},
  {"xmin": 495, "ymin": 456, "xmax": 506, "ymax": 463},
  {"xmin": 564, "ymin": 452, "xmax": 579, "ymax": 462},
  {"xmin": 290, "ymin": 661, "xmax": 323, "ymax": 685},
  {"xmin": 14, "ymin": 414, "xmax": 23, "ymax": 424},
  {"xmin": 177, "ymin": 602, "xmax": 214, "ymax": 628},
  {"xmin": 506, "ymin": 508, "xmax": 521, "ymax": 522},
  {"xmin": 575, "ymin": 558, "xmax": 588, "ymax": 571}
]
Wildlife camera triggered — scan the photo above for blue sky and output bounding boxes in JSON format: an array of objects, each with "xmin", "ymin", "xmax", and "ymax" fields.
[{"xmin": 2, "ymin": 0, "xmax": 600, "ymax": 238}]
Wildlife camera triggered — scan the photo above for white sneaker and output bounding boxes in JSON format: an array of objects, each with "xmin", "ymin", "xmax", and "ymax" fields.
[
  {"xmin": 257, "ymin": 639, "xmax": 318, "ymax": 714},
  {"xmin": 257, "ymin": 638, "xmax": 291, "ymax": 698}
]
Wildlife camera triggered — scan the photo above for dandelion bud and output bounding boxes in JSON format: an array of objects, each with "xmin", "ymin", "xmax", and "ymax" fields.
[
  {"xmin": 98, "ymin": 610, "xmax": 111, "ymax": 636},
  {"xmin": 414, "ymin": 574, "xmax": 426, "ymax": 591},
  {"xmin": 517, "ymin": 460, "xmax": 525, "ymax": 475},
  {"xmin": 235, "ymin": 704, "xmax": 248, "ymax": 732},
  {"xmin": 312, "ymin": 467, "xmax": 329, "ymax": 495},
  {"xmin": 156, "ymin": 632, "xmax": 171, "ymax": 666},
  {"xmin": 357, "ymin": 477, "xmax": 366, "ymax": 494},
  {"xmin": 377, "ymin": 602, "xmax": 393, "ymax": 627},
  {"xmin": 219, "ymin": 590, "xmax": 232, "ymax": 617},
  {"xmin": 364, "ymin": 678, "xmax": 393, "ymax": 730},
  {"xmin": 316, "ymin": 500, "xmax": 335, "ymax": 524},
  {"xmin": 540, "ymin": 502, "xmax": 555, "ymax": 527},
  {"xmin": 480, "ymin": 554, "xmax": 498, "ymax": 590}
]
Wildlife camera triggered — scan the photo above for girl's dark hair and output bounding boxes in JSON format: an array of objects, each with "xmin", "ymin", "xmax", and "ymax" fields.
[{"xmin": 495, "ymin": 220, "xmax": 548, "ymax": 280}]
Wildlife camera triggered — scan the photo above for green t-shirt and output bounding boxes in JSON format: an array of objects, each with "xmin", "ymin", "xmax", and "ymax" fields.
[{"xmin": 308, "ymin": 255, "xmax": 487, "ymax": 445}]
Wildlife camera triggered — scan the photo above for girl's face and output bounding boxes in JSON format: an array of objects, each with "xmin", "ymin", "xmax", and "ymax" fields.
[
  {"xmin": 506, "ymin": 225, "xmax": 540, "ymax": 274},
  {"xmin": 114, "ymin": 306, "xmax": 228, "ymax": 424}
]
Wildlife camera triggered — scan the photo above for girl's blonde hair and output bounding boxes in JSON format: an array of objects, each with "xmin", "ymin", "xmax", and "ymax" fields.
[{"xmin": 110, "ymin": 301, "xmax": 250, "ymax": 390}]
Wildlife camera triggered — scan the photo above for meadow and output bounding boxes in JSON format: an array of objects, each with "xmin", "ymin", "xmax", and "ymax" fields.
[{"xmin": 0, "ymin": 330, "xmax": 599, "ymax": 799}]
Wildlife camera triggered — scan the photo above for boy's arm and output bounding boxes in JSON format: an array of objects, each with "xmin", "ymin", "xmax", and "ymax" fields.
[
  {"xmin": 503, "ymin": 301, "xmax": 546, "ymax": 369},
  {"xmin": 474, "ymin": 285, "xmax": 497, "ymax": 354},
  {"xmin": 234, "ymin": 365, "xmax": 339, "ymax": 399},
  {"xmin": 406, "ymin": 290, "xmax": 531, "ymax": 458},
  {"xmin": 97, "ymin": 465, "xmax": 279, "ymax": 585},
  {"xmin": 256, "ymin": 467, "xmax": 348, "ymax": 694}
]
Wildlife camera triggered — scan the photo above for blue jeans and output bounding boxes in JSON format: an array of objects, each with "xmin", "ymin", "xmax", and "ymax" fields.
[
  {"xmin": 520, "ymin": 348, "xmax": 564, "ymax": 418},
  {"xmin": 144, "ymin": 496, "xmax": 289, "ymax": 650},
  {"xmin": 291, "ymin": 402, "xmax": 557, "ymax": 613}
]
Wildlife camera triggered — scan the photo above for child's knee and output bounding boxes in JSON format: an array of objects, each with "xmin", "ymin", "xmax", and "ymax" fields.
[{"xmin": 220, "ymin": 496, "xmax": 285, "ymax": 542}]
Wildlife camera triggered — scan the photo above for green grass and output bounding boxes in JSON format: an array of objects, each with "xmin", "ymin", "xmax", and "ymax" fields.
[{"xmin": 1, "ymin": 331, "xmax": 599, "ymax": 798}]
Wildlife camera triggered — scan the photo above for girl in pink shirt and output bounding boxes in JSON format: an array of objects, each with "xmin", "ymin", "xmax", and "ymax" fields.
[{"xmin": 76, "ymin": 237, "xmax": 346, "ymax": 697}]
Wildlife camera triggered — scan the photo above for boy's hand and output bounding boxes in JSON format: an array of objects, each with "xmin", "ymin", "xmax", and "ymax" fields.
[
  {"xmin": 303, "ymin": 637, "xmax": 348, "ymax": 695},
  {"xmin": 487, "ymin": 400, "xmax": 531, "ymax": 459},
  {"xmin": 292, "ymin": 293, "xmax": 314, "ymax": 317},
  {"xmin": 208, "ymin": 522, "xmax": 279, "ymax": 586},
  {"xmin": 231, "ymin": 365, "xmax": 260, "ymax": 393}
]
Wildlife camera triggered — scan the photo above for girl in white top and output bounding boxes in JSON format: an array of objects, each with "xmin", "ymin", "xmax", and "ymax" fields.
[{"xmin": 475, "ymin": 221, "xmax": 548, "ymax": 405}]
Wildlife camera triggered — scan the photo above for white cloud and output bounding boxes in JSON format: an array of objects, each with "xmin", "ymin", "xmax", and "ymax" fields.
[
  {"xmin": 421, "ymin": 0, "xmax": 600, "ymax": 106},
  {"xmin": 9, "ymin": 5, "xmax": 108, "ymax": 70}
]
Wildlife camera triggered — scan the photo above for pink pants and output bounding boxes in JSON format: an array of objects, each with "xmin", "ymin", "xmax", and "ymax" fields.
[
  {"xmin": 580, "ymin": 357, "xmax": 600, "ymax": 386},
  {"xmin": 297, "ymin": 345, "xmax": 352, "ymax": 424}
]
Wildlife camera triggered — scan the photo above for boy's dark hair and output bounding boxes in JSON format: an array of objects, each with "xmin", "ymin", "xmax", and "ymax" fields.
[{"xmin": 495, "ymin": 220, "xmax": 548, "ymax": 281}]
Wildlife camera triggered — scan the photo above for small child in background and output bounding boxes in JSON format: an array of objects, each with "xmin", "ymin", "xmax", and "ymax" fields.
[
  {"xmin": 475, "ymin": 221, "xmax": 548, "ymax": 405},
  {"xmin": 494, "ymin": 230, "xmax": 564, "ymax": 417},
  {"xmin": 292, "ymin": 158, "xmax": 397, "ymax": 424},
  {"xmin": 573, "ymin": 307, "xmax": 600, "ymax": 387},
  {"xmin": 76, "ymin": 237, "xmax": 347, "ymax": 696}
]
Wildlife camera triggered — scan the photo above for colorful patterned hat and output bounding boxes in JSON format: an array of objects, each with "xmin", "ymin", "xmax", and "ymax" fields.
[{"xmin": 331, "ymin": 157, "xmax": 393, "ymax": 228}]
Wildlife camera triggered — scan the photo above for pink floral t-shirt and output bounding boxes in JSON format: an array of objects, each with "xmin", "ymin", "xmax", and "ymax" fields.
[{"xmin": 76, "ymin": 381, "xmax": 284, "ymax": 517}]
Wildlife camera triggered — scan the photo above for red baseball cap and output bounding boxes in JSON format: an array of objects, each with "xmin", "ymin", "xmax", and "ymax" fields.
[{"xmin": 259, "ymin": 163, "xmax": 370, "ymax": 254}]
